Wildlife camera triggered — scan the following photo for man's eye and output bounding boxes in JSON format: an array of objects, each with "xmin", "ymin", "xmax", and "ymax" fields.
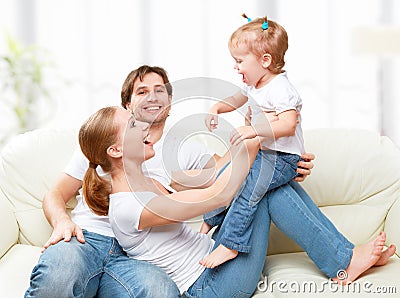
[{"xmin": 130, "ymin": 120, "xmax": 136, "ymax": 128}]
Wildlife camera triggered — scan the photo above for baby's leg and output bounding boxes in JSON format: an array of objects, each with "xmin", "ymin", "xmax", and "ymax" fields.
[
  {"xmin": 200, "ymin": 151, "xmax": 295, "ymax": 268},
  {"xmin": 200, "ymin": 221, "xmax": 212, "ymax": 234}
]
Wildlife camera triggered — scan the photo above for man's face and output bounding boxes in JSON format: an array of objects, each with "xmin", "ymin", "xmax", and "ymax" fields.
[{"xmin": 126, "ymin": 72, "xmax": 171, "ymax": 126}]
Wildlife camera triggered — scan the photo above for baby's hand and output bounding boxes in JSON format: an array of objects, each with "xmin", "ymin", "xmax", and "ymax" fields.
[
  {"xmin": 205, "ymin": 112, "xmax": 219, "ymax": 131},
  {"xmin": 230, "ymin": 125, "xmax": 257, "ymax": 146}
]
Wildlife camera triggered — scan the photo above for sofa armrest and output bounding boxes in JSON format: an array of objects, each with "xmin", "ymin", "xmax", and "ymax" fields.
[
  {"xmin": 0, "ymin": 189, "xmax": 19, "ymax": 258},
  {"xmin": 385, "ymin": 194, "xmax": 400, "ymax": 257}
]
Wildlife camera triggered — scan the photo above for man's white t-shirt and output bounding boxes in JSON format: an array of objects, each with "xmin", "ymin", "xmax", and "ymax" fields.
[
  {"xmin": 64, "ymin": 134, "xmax": 214, "ymax": 237},
  {"xmin": 109, "ymin": 191, "xmax": 214, "ymax": 293},
  {"xmin": 242, "ymin": 71, "xmax": 305, "ymax": 155}
]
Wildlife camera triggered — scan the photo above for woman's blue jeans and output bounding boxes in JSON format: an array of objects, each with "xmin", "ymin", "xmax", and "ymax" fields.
[
  {"xmin": 185, "ymin": 170, "xmax": 354, "ymax": 297},
  {"xmin": 24, "ymin": 230, "xmax": 180, "ymax": 298}
]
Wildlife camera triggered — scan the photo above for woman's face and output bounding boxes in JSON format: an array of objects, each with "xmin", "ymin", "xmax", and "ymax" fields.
[{"xmin": 122, "ymin": 112, "xmax": 155, "ymax": 163}]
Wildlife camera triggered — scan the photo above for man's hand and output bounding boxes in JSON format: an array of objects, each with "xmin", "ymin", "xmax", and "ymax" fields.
[
  {"xmin": 230, "ymin": 125, "xmax": 257, "ymax": 146},
  {"xmin": 42, "ymin": 217, "xmax": 85, "ymax": 252},
  {"xmin": 295, "ymin": 152, "xmax": 315, "ymax": 182}
]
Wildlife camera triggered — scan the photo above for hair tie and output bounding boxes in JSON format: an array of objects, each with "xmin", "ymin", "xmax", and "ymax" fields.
[
  {"xmin": 262, "ymin": 17, "xmax": 269, "ymax": 30},
  {"xmin": 89, "ymin": 162, "xmax": 98, "ymax": 169},
  {"xmin": 242, "ymin": 13, "xmax": 252, "ymax": 22}
]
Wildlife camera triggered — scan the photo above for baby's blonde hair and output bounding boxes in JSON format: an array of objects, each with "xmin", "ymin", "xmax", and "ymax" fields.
[{"xmin": 229, "ymin": 17, "xmax": 288, "ymax": 74}]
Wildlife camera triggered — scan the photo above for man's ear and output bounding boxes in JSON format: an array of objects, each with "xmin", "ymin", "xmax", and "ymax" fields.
[
  {"xmin": 261, "ymin": 53, "xmax": 272, "ymax": 68},
  {"xmin": 107, "ymin": 145, "xmax": 123, "ymax": 158}
]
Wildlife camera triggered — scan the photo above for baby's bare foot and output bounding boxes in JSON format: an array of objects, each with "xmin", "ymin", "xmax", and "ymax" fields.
[
  {"xmin": 199, "ymin": 221, "xmax": 212, "ymax": 234},
  {"xmin": 374, "ymin": 244, "xmax": 396, "ymax": 266},
  {"xmin": 332, "ymin": 231, "xmax": 386, "ymax": 284},
  {"xmin": 199, "ymin": 244, "xmax": 238, "ymax": 268}
]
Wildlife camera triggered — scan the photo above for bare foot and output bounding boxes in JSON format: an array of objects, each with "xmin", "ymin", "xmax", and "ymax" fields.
[
  {"xmin": 332, "ymin": 231, "xmax": 386, "ymax": 284},
  {"xmin": 200, "ymin": 221, "xmax": 212, "ymax": 234},
  {"xmin": 199, "ymin": 244, "xmax": 238, "ymax": 268},
  {"xmin": 374, "ymin": 244, "xmax": 396, "ymax": 266}
]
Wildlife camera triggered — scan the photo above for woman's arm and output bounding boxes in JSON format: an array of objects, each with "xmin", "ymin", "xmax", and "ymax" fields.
[{"xmin": 138, "ymin": 138, "xmax": 259, "ymax": 229}]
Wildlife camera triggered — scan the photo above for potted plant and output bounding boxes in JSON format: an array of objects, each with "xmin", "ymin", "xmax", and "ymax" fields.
[{"xmin": 0, "ymin": 34, "xmax": 56, "ymax": 145}]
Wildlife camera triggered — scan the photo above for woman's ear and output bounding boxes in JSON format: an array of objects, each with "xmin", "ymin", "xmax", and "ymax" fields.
[
  {"xmin": 107, "ymin": 145, "xmax": 123, "ymax": 158},
  {"xmin": 261, "ymin": 53, "xmax": 272, "ymax": 69}
]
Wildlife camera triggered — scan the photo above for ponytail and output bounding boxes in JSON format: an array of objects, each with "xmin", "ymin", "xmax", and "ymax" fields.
[{"xmin": 82, "ymin": 167, "xmax": 111, "ymax": 216}]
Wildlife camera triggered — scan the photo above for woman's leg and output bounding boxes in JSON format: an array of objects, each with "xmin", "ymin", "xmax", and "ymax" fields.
[
  {"xmin": 100, "ymin": 238, "xmax": 180, "ymax": 298},
  {"xmin": 266, "ymin": 183, "xmax": 353, "ymax": 278},
  {"xmin": 184, "ymin": 174, "xmax": 271, "ymax": 298}
]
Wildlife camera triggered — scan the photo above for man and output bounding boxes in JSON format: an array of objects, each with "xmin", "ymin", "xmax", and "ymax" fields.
[{"xmin": 25, "ymin": 65, "xmax": 314, "ymax": 297}]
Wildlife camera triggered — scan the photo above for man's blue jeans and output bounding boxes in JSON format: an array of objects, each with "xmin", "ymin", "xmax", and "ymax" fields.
[
  {"xmin": 25, "ymin": 230, "xmax": 180, "ymax": 298},
  {"xmin": 204, "ymin": 149, "xmax": 300, "ymax": 253}
]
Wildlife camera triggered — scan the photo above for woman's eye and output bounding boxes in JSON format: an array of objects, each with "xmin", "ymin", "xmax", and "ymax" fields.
[
  {"xmin": 137, "ymin": 91, "xmax": 147, "ymax": 95},
  {"xmin": 130, "ymin": 120, "xmax": 136, "ymax": 128}
]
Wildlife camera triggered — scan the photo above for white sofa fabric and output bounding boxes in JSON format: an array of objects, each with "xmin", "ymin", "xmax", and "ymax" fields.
[{"xmin": 0, "ymin": 128, "xmax": 399, "ymax": 297}]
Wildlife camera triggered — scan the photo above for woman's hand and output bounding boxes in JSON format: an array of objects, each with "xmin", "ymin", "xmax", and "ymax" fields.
[{"xmin": 295, "ymin": 152, "xmax": 315, "ymax": 182}]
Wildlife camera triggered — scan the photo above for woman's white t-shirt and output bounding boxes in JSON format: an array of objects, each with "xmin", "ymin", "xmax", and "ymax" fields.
[
  {"xmin": 64, "ymin": 134, "xmax": 214, "ymax": 237},
  {"xmin": 109, "ymin": 191, "xmax": 214, "ymax": 293}
]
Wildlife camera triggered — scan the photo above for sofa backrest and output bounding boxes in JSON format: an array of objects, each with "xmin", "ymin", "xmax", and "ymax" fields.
[
  {"xmin": 0, "ymin": 128, "xmax": 78, "ymax": 246},
  {"xmin": 0, "ymin": 127, "xmax": 399, "ymax": 255},
  {"xmin": 267, "ymin": 128, "xmax": 400, "ymax": 255}
]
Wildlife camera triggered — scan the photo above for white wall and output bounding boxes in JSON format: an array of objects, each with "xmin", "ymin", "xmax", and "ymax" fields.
[{"xmin": 0, "ymin": 0, "xmax": 399, "ymax": 146}]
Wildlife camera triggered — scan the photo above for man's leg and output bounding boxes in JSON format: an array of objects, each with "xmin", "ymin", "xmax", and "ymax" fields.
[
  {"xmin": 100, "ymin": 238, "xmax": 180, "ymax": 298},
  {"xmin": 25, "ymin": 231, "xmax": 108, "ymax": 298}
]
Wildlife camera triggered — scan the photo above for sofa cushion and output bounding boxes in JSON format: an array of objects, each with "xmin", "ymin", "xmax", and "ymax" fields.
[
  {"xmin": 0, "ymin": 245, "xmax": 41, "ymax": 298},
  {"xmin": 253, "ymin": 252, "xmax": 400, "ymax": 297}
]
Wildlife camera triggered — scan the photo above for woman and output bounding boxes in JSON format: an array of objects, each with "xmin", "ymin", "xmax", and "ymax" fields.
[{"xmin": 79, "ymin": 106, "xmax": 395, "ymax": 297}]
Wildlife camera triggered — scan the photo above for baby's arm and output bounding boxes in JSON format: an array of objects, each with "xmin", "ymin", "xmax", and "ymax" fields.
[
  {"xmin": 205, "ymin": 91, "xmax": 248, "ymax": 131},
  {"xmin": 230, "ymin": 109, "xmax": 297, "ymax": 145}
]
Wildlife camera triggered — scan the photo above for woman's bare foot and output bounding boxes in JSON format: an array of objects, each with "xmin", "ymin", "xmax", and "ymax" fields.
[
  {"xmin": 200, "ymin": 221, "xmax": 212, "ymax": 234},
  {"xmin": 374, "ymin": 244, "xmax": 396, "ymax": 266},
  {"xmin": 332, "ymin": 231, "xmax": 386, "ymax": 284},
  {"xmin": 199, "ymin": 244, "xmax": 238, "ymax": 268}
]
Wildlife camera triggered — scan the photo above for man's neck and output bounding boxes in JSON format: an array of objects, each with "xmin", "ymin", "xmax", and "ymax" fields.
[{"xmin": 148, "ymin": 121, "xmax": 166, "ymax": 144}]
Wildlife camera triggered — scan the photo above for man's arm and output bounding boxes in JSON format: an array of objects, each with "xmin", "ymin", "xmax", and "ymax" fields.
[
  {"xmin": 169, "ymin": 153, "xmax": 223, "ymax": 191},
  {"xmin": 42, "ymin": 173, "xmax": 84, "ymax": 251}
]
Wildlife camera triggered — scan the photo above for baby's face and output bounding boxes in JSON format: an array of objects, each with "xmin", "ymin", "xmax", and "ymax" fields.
[{"xmin": 229, "ymin": 43, "xmax": 269, "ymax": 88}]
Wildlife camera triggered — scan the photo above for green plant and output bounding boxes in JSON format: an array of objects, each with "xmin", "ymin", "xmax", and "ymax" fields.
[{"xmin": 0, "ymin": 34, "xmax": 55, "ymax": 144}]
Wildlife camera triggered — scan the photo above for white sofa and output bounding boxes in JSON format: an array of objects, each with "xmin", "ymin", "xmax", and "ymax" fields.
[{"xmin": 0, "ymin": 127, "xmax": 399, "ymax": 297}]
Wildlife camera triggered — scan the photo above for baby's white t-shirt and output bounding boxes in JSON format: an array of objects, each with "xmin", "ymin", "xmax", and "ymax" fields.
[
  {"xmin": 64, "ymin": 134, "xmax": 214, "ymax": 237},
  {"xmin": 242, "ymin": 71, "xmax": 305, "ymax": 155}
]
